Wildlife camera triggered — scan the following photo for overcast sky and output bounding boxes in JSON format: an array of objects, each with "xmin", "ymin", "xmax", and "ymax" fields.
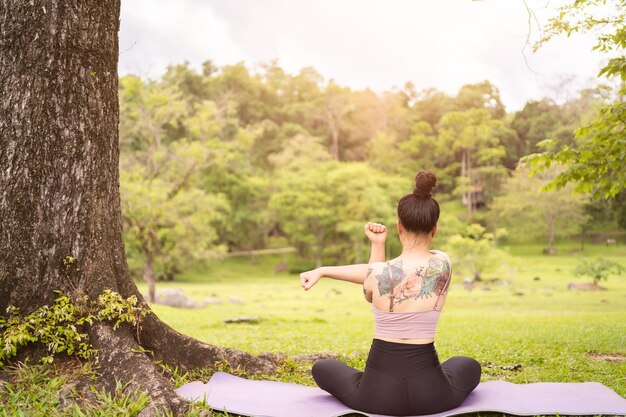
[{"xmin": 118, "ymin": 0, "xmax": 609, "ymax": 111}]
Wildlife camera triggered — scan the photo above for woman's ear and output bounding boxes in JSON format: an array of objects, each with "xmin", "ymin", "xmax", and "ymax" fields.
[{"xmin": 431, "ymin": 223, "xmax": 438, "ymax": 238}]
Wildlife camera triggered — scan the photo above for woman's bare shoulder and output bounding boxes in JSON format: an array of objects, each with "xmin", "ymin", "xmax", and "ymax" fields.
[
  {"xmin": 428, "ymin": 249, "xmax": 448, "ymax": 256},
  {"xmin": 366, "ymin": 262, "xmax": 387, "ymax": 278},
  {"xmin": 429, "ymin": 249, "xmax": 452, "ymax": 262}
]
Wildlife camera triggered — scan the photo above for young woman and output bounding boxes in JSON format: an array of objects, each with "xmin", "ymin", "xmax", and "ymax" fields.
[{"xmin": 299, "ymin": 171, "xmax": 481, "ymax": 416}]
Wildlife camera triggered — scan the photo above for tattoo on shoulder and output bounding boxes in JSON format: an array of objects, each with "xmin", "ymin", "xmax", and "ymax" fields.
[
  {"xmin": 392, "ymin": 255, "xmax": 451, "ymax": 304},
  {"xmin": 367, "ymin": 267, "xmax": 373, "ymax": 278},
  {"xmin": 375, "ymin": 261, "xmax": 406, "ymax": 296},
  {"xmin": 421, "ymin": 255, "xmax": 451, "ymax": 298}
]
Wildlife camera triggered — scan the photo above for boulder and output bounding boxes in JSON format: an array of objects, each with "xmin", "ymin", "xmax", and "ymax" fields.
[
  {"xmin": 566, "ymin": 282, "xmax": 607, "ymax": 291},
  {"xmin": 153, "ymin": 288, "xmax": 205, "ymax": 308}
]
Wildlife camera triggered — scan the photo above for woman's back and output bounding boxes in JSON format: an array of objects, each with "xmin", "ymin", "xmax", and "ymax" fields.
[
  {"xmin": 368, "ymin": 249, "xmax": 452, "ymax": 313},
  {"xmin": 366, "ymin": 250, "xmax": 452, "ymax": 344}
]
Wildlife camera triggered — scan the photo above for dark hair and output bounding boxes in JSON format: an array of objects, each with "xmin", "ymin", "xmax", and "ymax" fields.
[{"xmin": 397, "ymin": 170, "xmax": 440, "ymax": 234}]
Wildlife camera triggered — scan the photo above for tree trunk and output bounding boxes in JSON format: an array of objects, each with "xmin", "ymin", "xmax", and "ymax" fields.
[
  {"xmin": 0, "ymin": 2, "xmax": 277, "ymax": 415},
  {"xmin": 467, "ymin": 150, "xmax": 474, "ymax": 217},
  {"xmin": 143, "ymin": 251, "xmax": 156, "ymax": 303},
  {"xmin": 547, "ymin": 218, "xmax": 555, "ymax": 253},
  {"xmin": 327, "ymin": 109, "xmax": 340, "ymax": 160},
  {"xmin": 315, "ymin": 230, "xmax": 324, "ymax": 268}
]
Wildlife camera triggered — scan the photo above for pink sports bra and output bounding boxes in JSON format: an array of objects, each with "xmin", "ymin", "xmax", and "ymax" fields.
[
  {"xmin": 372, "ymin": 260, "xmax": 448, "ymax": 340},
  {"xmin": 373, "ymin": 307, "xmax": 441, "ymax": 340}
]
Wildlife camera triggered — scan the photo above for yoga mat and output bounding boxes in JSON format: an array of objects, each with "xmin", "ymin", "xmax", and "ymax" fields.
[{"xmin": 176, "ymin": 371, "xmax": 626, "ymax": 417}]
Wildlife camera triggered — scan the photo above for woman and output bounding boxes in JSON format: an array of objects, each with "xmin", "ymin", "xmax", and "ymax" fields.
[{"xmin": 299, "ymin": 171, "xmax": 481, "ymax": 416}]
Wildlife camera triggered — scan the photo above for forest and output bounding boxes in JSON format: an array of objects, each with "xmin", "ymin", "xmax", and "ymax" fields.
[{"xmin": 118, "ymin": 60, "xmax": 625, "ymax": 298}]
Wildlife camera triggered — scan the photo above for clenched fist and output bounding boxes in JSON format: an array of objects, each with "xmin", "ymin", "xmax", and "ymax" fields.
[
  {"xmin": 364, "ymin": 222, "xmax": 387, "ymax": 244},
  {"xmin": 300, "ymin": 268, "xmax": 323, "ymax": 291}
]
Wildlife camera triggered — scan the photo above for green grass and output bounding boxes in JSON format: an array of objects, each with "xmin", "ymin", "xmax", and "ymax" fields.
[
  {"xmin": 0, "ymin": 361, "xmax": 151, "ymax": 417},
  {"xmin": 146, "ymin": 242, "xmax": 626, "ymax": 397},
  {"xmin": 1, "ymin": 242, "xmax": 624, "ymax": 415}
]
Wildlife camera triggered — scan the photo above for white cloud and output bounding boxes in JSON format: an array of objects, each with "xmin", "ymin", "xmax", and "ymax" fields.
[
  {"xmin": 119, "ymin": 0, "xmax": 246, "ymax": 78},
  {"xmin": 119, "ymin": 0, "xmax": 608, "ymax": 110}
]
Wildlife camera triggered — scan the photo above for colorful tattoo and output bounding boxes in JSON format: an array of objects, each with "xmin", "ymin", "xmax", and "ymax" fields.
[
  {"xmin": 385, "ymin": 256, "xmax": 451, "ymax": 304},
  {"xmin": 375, "ymin": 261, "xmax": 406, "ymax": 296}
]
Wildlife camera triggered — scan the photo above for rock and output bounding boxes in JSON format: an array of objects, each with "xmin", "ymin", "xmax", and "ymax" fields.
[
  {"xmin": 203, "ymin": 298, "xmax": 222, "ymax": 305},
  {"xmin": 274, "ymin": 261, "xmax": 288, "ymax": 273},
  {"xmin": 463, "ymin": 277, "xmax": 473, "ymax": 291},
  {"xmin": 223, "ymin": 316, "xmax": 260, "ymax": 324},
  {"xmin": 229, "ymin": 297, "xmax": 243, "ymax": 304},
  {"xmin": 0, "ymin": 373, "xmax": 10, "ymax": 394},
  {"xmin": 153, "ymin": 288, "xmax": 205, "ymax": 308},
  {"xmin": 481, "ymin": 362, "xmax": 524, "ymax": 371},
  {"xmin": 587, "ymin": 352, "xmax": 624, "ymax": 362},
  {"xmin": 567, "ymin": 282, "xmax": 607, "ymax": 291}
]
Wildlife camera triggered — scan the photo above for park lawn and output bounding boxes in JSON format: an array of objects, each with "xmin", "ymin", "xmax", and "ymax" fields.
[
  {"xmin": 1, "ymin": 242, "xmax": 624, "ymax": 416},
  {"xmin": 143, "ymin": 242, "xmax": 626, "ymax": 397}
]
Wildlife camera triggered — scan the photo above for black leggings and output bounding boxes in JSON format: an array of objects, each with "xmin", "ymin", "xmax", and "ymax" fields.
[{"xmin": 312, "ymin": 339, "xmax": 481, "ymax": 416}]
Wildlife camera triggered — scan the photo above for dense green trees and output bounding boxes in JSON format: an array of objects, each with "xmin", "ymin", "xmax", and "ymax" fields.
[
  {"xmin": 117, "ymin": 58, "xmax": 616, "ymax": 283},
  {"xmin": 490, "ymin": 166, "xmax": 589, "ymax": 253},
  {"xmin": 525, "ymin": 0, "xmax": 626, "ymax": 199}
]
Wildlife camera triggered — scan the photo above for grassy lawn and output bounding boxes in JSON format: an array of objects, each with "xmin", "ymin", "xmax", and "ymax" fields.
[
  {"xmin": 2, "ymin": 242, "xmax": 624, "ymax": 416},
  {"xmin": 144, "ymin": 242, "xmax": 626, "ymax": 396}
]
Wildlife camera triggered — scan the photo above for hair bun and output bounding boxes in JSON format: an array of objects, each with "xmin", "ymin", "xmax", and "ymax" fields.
[{"xmin": 413, "ymin": 170, "xmax": 436, "ymax": 199}]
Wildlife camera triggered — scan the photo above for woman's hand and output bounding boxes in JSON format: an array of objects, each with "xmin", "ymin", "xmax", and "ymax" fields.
[
  {"xmin": 364, "ymin": 222, "xmax": 387, "ymax": 244},
  {"xmin": 300, "ymin": 268, "xmax": 324, "ymax": 291}
]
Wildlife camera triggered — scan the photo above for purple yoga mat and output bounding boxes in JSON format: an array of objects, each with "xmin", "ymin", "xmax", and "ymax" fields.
[{"xmin": 176, "ymin": 371, "xmax": 626, "ymax": 417}]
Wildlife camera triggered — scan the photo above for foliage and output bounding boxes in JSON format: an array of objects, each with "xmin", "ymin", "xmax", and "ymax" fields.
[
  {"xmin": 443, "ymin": 223, "xmax": 510, "ymax": 281},
  {"xmin": 0, "ymin": 290, "xmax": 147, "ymax": 366},
  {"xmin": 490, "ymin": 166, "xmax": 589, "ymax": 251},
  {"xmin": 0, "ymin": 362, "xmax": 152, "ymax": 417},
  {"xmin": 525, "ymin": 0, "xmax": 626, "ymax": 199},
  {"xmin": 437, "ymin": 108, "xmax": 510, "ymax": 215},
  {"xmin": 119, "ymin": 76, "xmax": 231, "ymax": 288},
  {"xmin": 116, "ymin": 58, "xmax": 615, "ymax": 272},
  {"xmin": 269, "ymin": 157, "xmax": 399, "ymax": 265},
  {"xmin": 121, "ymin": 165, "xmax": 227, "ymax": 281},
  {"xmin": 574, "ymin": 257, "xmax": 625, "ymax": 284}
]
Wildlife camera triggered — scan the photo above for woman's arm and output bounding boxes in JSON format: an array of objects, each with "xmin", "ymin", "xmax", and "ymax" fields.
[
  {"xmin": 299, "ymin": 222, "xmax": 388, "ymax": 291},
  {"xmin": 300, "ymin": 264, "xmax": 369, "ymax": 290},
  {"xmin": 365, "ymin": 222, "xmax": 387, "ymax": 263}
]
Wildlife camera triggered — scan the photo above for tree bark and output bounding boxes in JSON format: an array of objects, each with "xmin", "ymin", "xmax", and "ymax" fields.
[{"xmin": 0, "ymin": 2, "xmax": 277, "ymax": 415}]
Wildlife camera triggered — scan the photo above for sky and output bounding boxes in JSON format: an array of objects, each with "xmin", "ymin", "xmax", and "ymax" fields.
[{"xmin": 118, "ymin": 0, "xmax": 610, "ymax": 111}]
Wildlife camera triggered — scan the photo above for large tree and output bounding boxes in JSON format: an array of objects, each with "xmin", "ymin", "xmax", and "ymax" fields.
[
  {"xmin": 0, "ymin": 2, "xmax": 277, "ymax": 415},
  {"xmin": 490, "ymin": 166, "xmax": 589, "ymax": 253},
  {"xmin": 525, "ymin": 0, "xmax": 626, "ymax": 199}
]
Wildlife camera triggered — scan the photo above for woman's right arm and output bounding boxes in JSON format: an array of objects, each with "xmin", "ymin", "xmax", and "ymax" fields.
[
  {"xmin": 365, "ymin": 222, "xmax": 387, "ymax": 263},
  {"xmin": 300, "ymin": 264, "xmax": 369, "ymax": 290},
  {"xmin": 300, "ymin": 222, "xmax": 388, "ymax": 291}
]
